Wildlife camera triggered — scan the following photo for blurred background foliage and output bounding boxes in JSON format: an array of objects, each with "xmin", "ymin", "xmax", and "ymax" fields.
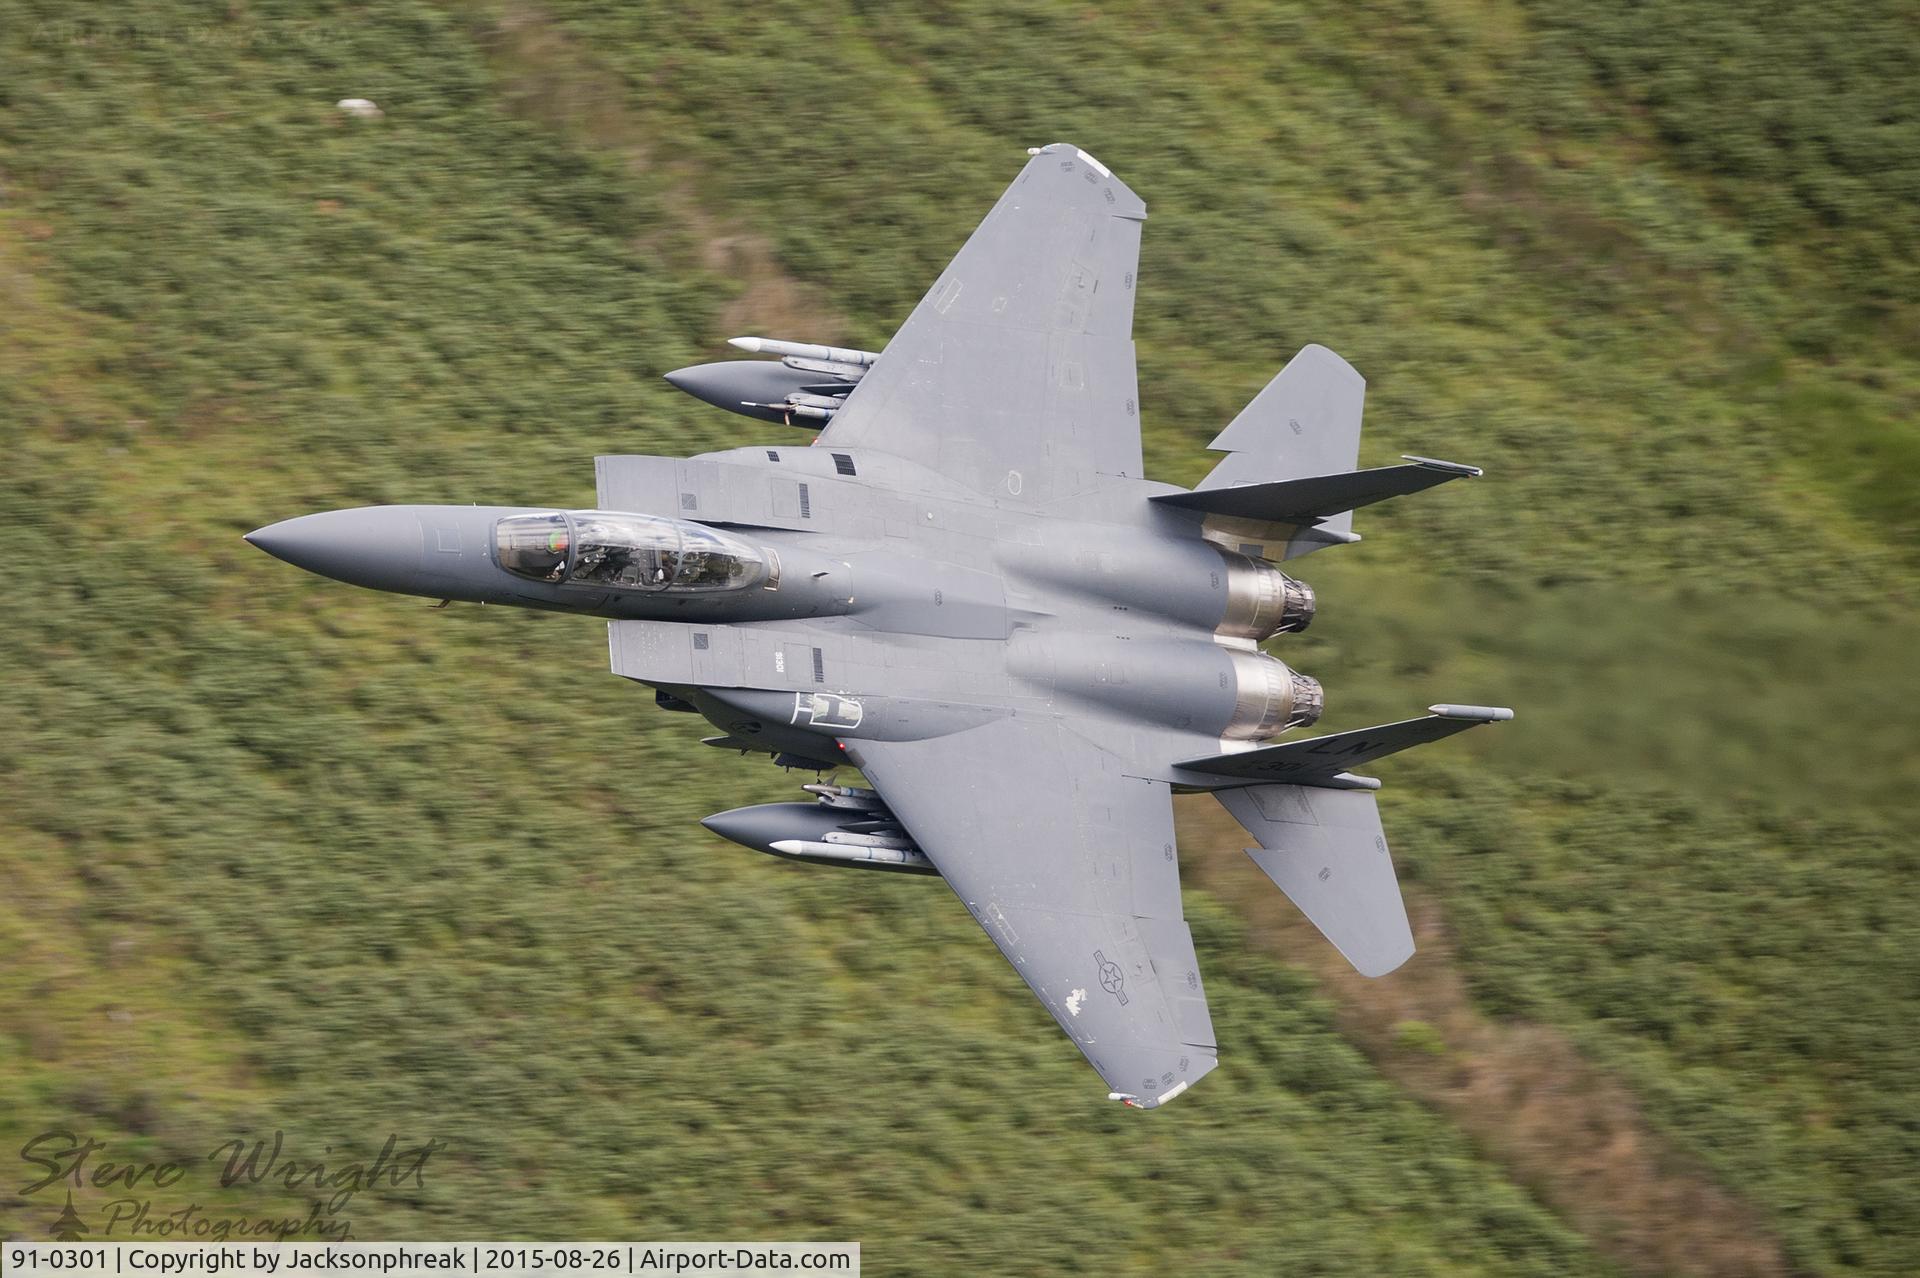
[{"xmin": 0, "ymin": 1, "xmax": 1915, "ymax": 1274}]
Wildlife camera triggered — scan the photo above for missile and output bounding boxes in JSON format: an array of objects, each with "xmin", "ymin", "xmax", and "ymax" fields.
[
  {"xmin": 666, "ymin": 339, "xmax": 880, "ymax": 425},
  {"xmin": 781, "ymin": 355, "xmax": 871, "ymax": 381},
  {"xmin": 801, "ymin": 783, "xmax": 887, "ymax": 811},
  {"xmin": 820, "ymin": 829, "xmax": 915, "ymax": 850},
  {"xmin": 1428, "ymin": 704, "xmax": 1515, "ymax": 721},
  {"xmin": 784, "ymin": 392, "xmax": 847, "ymax": 411},
  {"xmin": 728, "ymin": 336, "xmax": 881, "ymax": 366},
  {"xmin": 768, "ymin": 839, "xmax": 935, "ymax": 872},
  {"xmin": 701, "ymin": 797, "xmax": 937, "ymax": 876},
  {"xmin": 740, "ymin": 400, "xmax": 835, "ymax": 422}
]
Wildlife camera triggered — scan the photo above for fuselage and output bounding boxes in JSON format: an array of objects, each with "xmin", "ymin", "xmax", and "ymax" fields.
[{"xmin": 246, "ymin": 446, "xmax": 1324, "ymax": 779}]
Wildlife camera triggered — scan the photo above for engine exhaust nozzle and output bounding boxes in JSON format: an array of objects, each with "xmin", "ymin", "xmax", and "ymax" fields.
[
  {"xmin": 1218, "ymin": 551, "xmax": 1316, "ymax": 640},
  {"xmin": 1224, "ymin": 651, "xmax": 1325, "ymax": 739}
]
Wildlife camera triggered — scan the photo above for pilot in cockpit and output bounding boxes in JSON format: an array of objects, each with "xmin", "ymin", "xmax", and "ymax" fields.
[
  {"xmin": 539, "ymin": 524, "xmax": 571, "ymax": 581},
  {"xmin": 496, "ymin": 512, "xmax": 764, "ymax": 594},
  {"xmin": 574, "ymin": 543, "xmax": 608, "ymax": 581}
]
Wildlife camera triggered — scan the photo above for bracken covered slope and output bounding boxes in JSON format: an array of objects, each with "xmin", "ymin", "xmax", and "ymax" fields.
[{"xmin": 1, "ymin": 2, "xmax": 1916, "ymax": 1274}]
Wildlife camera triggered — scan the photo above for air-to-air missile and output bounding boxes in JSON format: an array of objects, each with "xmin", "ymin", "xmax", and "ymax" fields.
[
  {"xmin": 662, "ymin": 335, "xmax": 880, "ymax": 426},
  {"xmin": 702, "ymin": 784, "xmax": 936, "ymax": 874}
]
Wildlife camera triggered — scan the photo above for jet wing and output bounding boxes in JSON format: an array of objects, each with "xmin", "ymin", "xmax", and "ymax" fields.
[
  {"xmin": 1177, "ymin": 705, "xmax": 1516, "ymax": 787},
  {"xmin": 816, "ymin": 143, "xmax": 1147, "ymax": 504},
  {"xmin": 843, "ymin": 717, "xmax": 1217, "ymax": 1108}
]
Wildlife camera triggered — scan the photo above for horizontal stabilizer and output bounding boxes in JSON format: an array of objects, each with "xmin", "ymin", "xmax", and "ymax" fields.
[
  {"xmin": 1218, "ymin": 785, "xmax": 1413, "ymax": 977},
  {"xmin": 1153, "ymin": 456, "xmax": 1481, "ymax": 524},
  {"xmin": 1177, "ymin": 705, "xmax": 1513, "ymax": 787}
]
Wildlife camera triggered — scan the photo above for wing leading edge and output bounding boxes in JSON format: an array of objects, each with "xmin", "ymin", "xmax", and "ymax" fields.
[
  {"xmin": 844, "ymin": 717, "xmax": 1216, "ymax": 1108},
  {"xmin": 817, "ymin": 144, "xmax": 1146, "ymax": 504}
]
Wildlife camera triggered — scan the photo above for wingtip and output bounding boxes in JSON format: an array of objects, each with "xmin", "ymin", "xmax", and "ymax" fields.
[
  {"xmin": 1428, "ymin": 704, "xmax": 1515, "ymax": 722},
  {"xmin": 1030, "ymin": 141, "xmax": 1107, "ymax": 175},
  {"xmin": 1026, "ymin": 143, "xmax": 1142, "ymax": 215},
  {"xmin": 1400, "ymin": 454, "xmax": 1484, "ymax": 478},
  {"xmin": 1108, "ymin": 1078, "xmax": 1192, "ymax": 1110},
  {"xmin": 1347, "ymin": 938, "xmax": 1417, "ymax": 979}
]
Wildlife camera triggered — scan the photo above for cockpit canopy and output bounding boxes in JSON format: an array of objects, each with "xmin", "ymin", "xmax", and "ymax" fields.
[{"xmin": 495, "ymin": 511, "xmax": 772, "ymax": 593}]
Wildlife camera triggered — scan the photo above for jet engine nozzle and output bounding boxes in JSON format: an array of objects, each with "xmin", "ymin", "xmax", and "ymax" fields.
[
  {"xmin": 1286, "ymin": 670, "xmax": 1325, "ymax": 730},
  {"xmin": 1217, "ymin": 551, "xmax": 1316, "ymax": 640},
  {"xmin": 1224, "ymin": 650, "xmax": 1325, "ymax": 739},
  {"xmin": 1276, "ymin": 575, "xmax": 1316, "ymax": 634}
]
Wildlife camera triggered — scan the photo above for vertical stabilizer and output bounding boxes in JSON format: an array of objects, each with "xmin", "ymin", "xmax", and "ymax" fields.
[{"xmin": 1198, "ymin": 344, "xmax": 1366, "ymax": 537}]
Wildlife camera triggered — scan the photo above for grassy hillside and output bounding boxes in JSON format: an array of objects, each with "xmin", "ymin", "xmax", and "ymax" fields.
[{"xmin": 2, "ymin": 1, "xmax": 1916, "ymax": 1273}]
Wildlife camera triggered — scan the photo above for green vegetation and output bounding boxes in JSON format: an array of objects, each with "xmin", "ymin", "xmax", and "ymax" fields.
[{"xmin": 1, "ymin": 1, "xmax": 1915, "ymax": 1273}]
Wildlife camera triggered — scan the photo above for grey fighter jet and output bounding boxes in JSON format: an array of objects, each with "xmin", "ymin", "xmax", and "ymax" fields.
[{"xmin": 247, "ymin": 144, "xmax": 1510, "ymax": 1110}]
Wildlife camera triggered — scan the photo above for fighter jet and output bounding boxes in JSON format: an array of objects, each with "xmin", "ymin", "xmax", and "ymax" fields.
[{"xmin": 247, "ymin": 144, "xmax": 1509, "ymax": 1109}]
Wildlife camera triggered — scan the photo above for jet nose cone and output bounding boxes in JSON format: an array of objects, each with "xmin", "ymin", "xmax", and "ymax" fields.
[
  {"xmin": 244, "ymin": 507, "xmax": 427, "ymax": 594},
  {"xmin": 699, "ymin": 807, "xmax": 750, "ymax": 842}
]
